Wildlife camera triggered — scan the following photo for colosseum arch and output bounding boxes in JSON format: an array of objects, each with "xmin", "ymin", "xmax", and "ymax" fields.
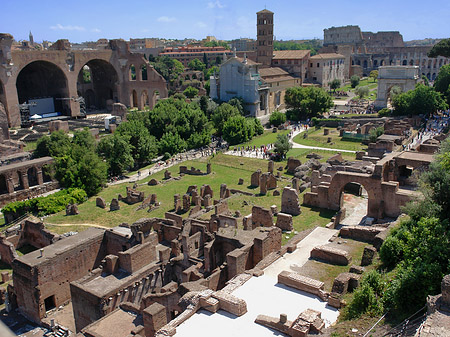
[
  {"xmin": 16, "ymin": 60, "xmax": 70, "ymax": 115},
  {"xmin": 77, "ymin": 59, "xmax": 119, "ymax": 111}
]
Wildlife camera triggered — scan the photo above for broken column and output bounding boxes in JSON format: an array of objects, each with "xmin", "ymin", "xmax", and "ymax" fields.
[
  {"xmin": 260, "ymin": 173, "xmax": 269, "ymax": 195},
  {"xmin": 276, "ymin": 213, "xmax": 293, "ymax": 231},
  {"xmin": 268, "ymin": 160, "xmax": 274, "ymax": 174},
  {"xmin": 251, "ymin": 169, "xmax": 261, "ymax": 187},
  {"xmin": 183, "ymin": 194, "xmax": 191, "ymax": 212},
  {"xmin": 174, "ymin": 194, "xmax": 182, "ymax": 213},
  {"xmin": 281, "ymin": 187, "xmax": 301, "ymax": 216}
]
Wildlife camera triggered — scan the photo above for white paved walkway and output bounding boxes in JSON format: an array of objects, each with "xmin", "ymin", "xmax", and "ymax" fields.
[{"xmin": 176, "ymin": 227, "xmax": 340, "ymax": 337}]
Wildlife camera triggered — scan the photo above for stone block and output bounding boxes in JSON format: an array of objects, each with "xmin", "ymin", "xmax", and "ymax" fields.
[
  {"xmin": 212, "ymin": 290, "xmax": 247, "ymax": 316},
  {"xmin": 311, "ymin": 245, "xmax": 352, "ymax": 265},
  {"xmin": 287, "ymin": 157, "xmax": 302, "ymax": 174},
  {"xmin": 278, "ymin": 271, "xmax": 324, "ymax": 298},
  {"xmin": 110, "ymin": 198, "xmax": 120, "ymax": 211},
  {"xmin": 1, "ymin": 272, "xmax": 10, "ymax": 283},
  {"xmin": 268, "ymin": 160, "xmax": 274, "ymax": 174},
  {"xmin": 276, "ymin": 213, "xmax": 293, "ymax": 231},
  {"xmin": 148, "ymin": 178, "xmax": 158, "ymax": 186},
  {"xmin": 273, "ymin": 189, "xmax": 280, "ymax": 196},
  {"xmin": 96, "ymin": 197, "xmax": 106, "ymax": 209},
  {"xmin": 270, "ymin": 205, "xmax": 278, "ymax": 215},
  {"xmin": 164, "ymin": 170, "xmax": 171, "ymax": 179},
  {"xmin": 251, "ymin": 170, "xmax": 261, "ymax": 187},
  {"xmin": 361, "ymin": 246, "xmax": 377, "ymax": 266},
  {"xmin": 143, "ymin": 302, "xmax": 167, "ymax": 337},
  {"xmin": 65, "ymin": 204, "xmax": 79, "ymax": 216},
  {"xmin": 349, "ymin": 265, "xmax": 365, "ymax": 274},
  {"xmin": 174, "ymin": 194, "xmax": 182, "ymax": 213},
  {"xmin": 252, "ymin": 206, "xmax": 273, "ymax": 227},
  {"xmin": 281, "ymin": 187, "xmax": 301, "ymax": 216},
  {"xmin": 238, "ymin": 178, "xmax": 244, "ymax": 185}
]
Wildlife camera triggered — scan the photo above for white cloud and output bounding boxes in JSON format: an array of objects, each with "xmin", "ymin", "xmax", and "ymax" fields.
[
  {"xmin": 157, "ymin": 16, "xmax": 176, "ymax": 23},
  {"xmin": 196, "ymin": 21, "xmax": 208, "ymax": 29},
  {"xmin": 91, "ymin": 28, "xmax": 101, "ymax": 33},
  {"xmin": 207, "ymin": 1, "xmax": 225, "ymax": 9},
  {"xmin": 50, "ymin": 24, "xmax": 85, "ymax": 31}
]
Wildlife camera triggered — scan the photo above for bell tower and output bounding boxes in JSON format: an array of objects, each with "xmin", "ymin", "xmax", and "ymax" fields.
[{"xmin": 256, "ymin": 9, "xmax": 274, "ymax": 67}]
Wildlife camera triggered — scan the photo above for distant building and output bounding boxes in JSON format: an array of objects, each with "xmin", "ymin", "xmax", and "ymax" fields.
[
  {"xmin": 231, "ymin": 38, "xmax": 257, "ymax": 52},
  {"xmin": 271, "ymin": 50, "xmax": 310, "ymax": 82},
  {"xmin": 129, "ymin": 38, "xmax": 158, "ymax": 50},
  {"xmin": 210, "ymin": 53, "xmax": 300, "ymax": 116},
  {"xmin": 259, "ymin": 67, "xmax": 301, "ymax": 112},
  {"xmin": 308, "ymin": 53, "xmax": 346, "ymax": 87},
  {"xmin": 159, "ymin": 46, "xmax": 233, "ymax": 67}
]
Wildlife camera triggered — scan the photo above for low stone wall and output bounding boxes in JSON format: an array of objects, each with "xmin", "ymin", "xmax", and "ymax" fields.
[
  {"xmin": 212, "ymin": 290, "xmax": 247, "ymax": 317},
  {"xmin": 310, "ymin": 245, "xmax": 352, "ymax": 266},
  {"xmin": 278, "ymin": 271, "xmax": 327, "ymax": 300},
  {"xmin": 339, "ymin": 225, "xmax": 385, "ymax": 243}
]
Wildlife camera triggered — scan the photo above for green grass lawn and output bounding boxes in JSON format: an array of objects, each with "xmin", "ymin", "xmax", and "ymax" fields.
[
  {"xmin": 229, "ymin": 129, "xmax": 290, "ymax": 150},
  {"xmin": 23, "ymin": 141, "xmax": 37, "ymax": 152},
  {"xmin": 44, "ymin": 153, "xmax": 337, "ymax": 243},
  {"xmin": 292, "ymin": 127, "xmax": 367, "ymax": 152}
]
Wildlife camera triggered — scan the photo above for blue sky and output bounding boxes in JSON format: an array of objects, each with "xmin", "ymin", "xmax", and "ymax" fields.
[{"xmin": 2, "ymin": 0, "xmax": 450, "ymax": 43}]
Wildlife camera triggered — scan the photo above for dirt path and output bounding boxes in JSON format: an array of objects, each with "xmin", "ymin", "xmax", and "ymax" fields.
[{"xmin": 44, "ymin": 222, "xmax": 111, "ymax": 229}]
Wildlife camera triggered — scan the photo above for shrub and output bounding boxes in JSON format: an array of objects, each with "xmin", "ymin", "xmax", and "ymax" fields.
[
  {"xmin": 2, "ymin": 188, "xmax": 87, "ymax": 222},
  {"xmin": 350, "ymin": 75, "xmax": 360, "ymax": 88},
  {"xmin": 379, "ymin": 235, "xmax": 404, "ymax": 269},
  {"xmin": 378, "ymin": 108, "xmax": 391, "ymax": 117},
  {"xmin": 269, "ymin": 111, "xmax": 286, "ymax": 127}
]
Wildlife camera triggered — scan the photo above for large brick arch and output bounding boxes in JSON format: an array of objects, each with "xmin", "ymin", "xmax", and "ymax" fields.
[
  {"xmin": 16, "ymin": 60, "xmax": 70, "ymax": 114},
  {"xmin": 327, "ymin": 172, "xmax": 382, "ymax": 218}
]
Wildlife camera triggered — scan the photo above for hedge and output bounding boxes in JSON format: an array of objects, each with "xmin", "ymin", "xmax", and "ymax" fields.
[{"xmin": 2, "ymin": 188, "xmax": 87, "ymax": 223}]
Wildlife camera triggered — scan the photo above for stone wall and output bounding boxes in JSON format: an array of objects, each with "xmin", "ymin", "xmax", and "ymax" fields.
[{"xmin": 12, "ymin": 228, "xmax": 105, "ymax": 323}]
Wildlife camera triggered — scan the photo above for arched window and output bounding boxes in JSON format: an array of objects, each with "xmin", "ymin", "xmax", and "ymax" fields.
[
  {"xmin": 141, "ymin": 64, "xmax": 148, "ymax": 81},
  {"xmin": 130, "ymin": 64, "xmax": 136, "ymax": 81}
]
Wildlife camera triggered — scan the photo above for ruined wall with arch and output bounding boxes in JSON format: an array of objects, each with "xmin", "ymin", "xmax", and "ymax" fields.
[{"xmin": 0, "ymin": 34, "xmax": 168, "ymax": 127}]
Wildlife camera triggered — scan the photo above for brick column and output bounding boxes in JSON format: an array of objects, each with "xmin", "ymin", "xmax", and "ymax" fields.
[
  {"xmin": 6, "ymin": 175, "xmax": 14, "ymax": 194},
  {"xmin": 37, "ymin": 169, "xmax": 44, "ymax": 186},
  {"xmin": 21, "ymin": 171, "xmax": 29, "ymax": 190}
]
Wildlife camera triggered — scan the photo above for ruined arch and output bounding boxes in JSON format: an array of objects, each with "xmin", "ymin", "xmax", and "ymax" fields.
[
  {"xmin": 325, "ymin": 173, "xmax": 381, "ymax": 218},
  {"xmin": 380, "ymin": 60, "xmax": 385, "ymax": 66},
  {"xmin": 409, "ymin": 60, "xmax": 414, "ymax": 66},
  {"xmin": 131, "ymin": 90, "xmax": 138, "ymax": 108},
  {"xmin": 363, "ymin": 60, "xmax": 368, "ymax": 68},
  {"xmin": 14, "ymin": 171, "xmax": 24, "ymax": 191},
  {"xmin": 151, "ymin": 90, "xmax": 160, "ymax": 107},
  {"xmin": 16, "ymin": 60, "xmax": 70, "ymax": 115},
  {"xmin": 27, "ymin": 167, "xmax": 38, "ymax": 187},
  {"xmin": 141, "ymin": 90, "xmax": 149, "ymax": 108},
  {"xmin": 373, "ymin": 60, "xmax": 378, "ymax": 67},
  {"xmin": 432, "ymin": 73, "xmax": 436, "ymax": 81},
  {"xmin": 77, "ymin": 59, "xmax": 119, "ymax": 111},
  {"xmin": 402, "ymin": 60, "xmax": 407, "ymax": 66}
]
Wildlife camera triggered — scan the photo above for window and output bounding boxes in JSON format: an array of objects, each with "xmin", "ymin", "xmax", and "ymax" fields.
[
  {"xmin": 317, "ymin": 63, "xmax": 319, "ymax": 67},
  {"xmin": 44, "ymin": 295, "xmax": 56, "ymax": 312}
]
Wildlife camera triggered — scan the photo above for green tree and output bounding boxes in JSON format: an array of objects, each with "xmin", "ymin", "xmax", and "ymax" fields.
[
  {"xmin": 34, "ymin": 131, "xmax": 71, "ymax": 158},
  {"xmin": 150, "ymin": 56, "xmax": 184, "ymax": 85},
  {"xmin": 188, "ymin": 58, "xmax": 206, "ymax": 72},
  {"xmin": 204, "ymin": 40, "xmax": 229, "ymax": 48},
  {"xmin": 434, "ymin": 64, "xmax": 450, "ymax": 104},
  {"xmin": 212, "ymin": 103, "xmax": 240, "ymax": 135},
  {"xmin": 97, "ymin": 134, "xmax": 134, "ymax": 176},
  {"xmin": 350, "ymin": 75, "xmax": 360, "ymax": 88},
  {"xmin": 159, "ymin": 132, "xmax": 187, "ymax": 155},
  {"xmin": 329, "ymin": 79, "xmax": 341, "ymax": 92},
  {"xmin": 355, "ymin": 85, "xmax": 370, "ymax": 98},
  {"xmin": 285, "ymin": 86, "xmax": 333, "ymax": 120},
  {"xmin": 369, "ymin": 126, "xmax": 384, "ymax": 142},
  {"xmin": 273, "ymin": 133, "xmax": 292, "ymax": 159},
  {"xmin": 116, "ymin": 120, "xmax": 158, "ymax": 167},
  {"xmin": 392, "ymin": 84, "xmax": 448, "ymax": 116},
  {"xmin": 269, "ymin": 111, "xmax": 286, "ymax": 127},
  {"xmin": 428, "ymin": 38, "xmax": 450, "ymax": 58},
  {"xmin": 222, "ymin": 115, "xmax": 251, "ymax": 145},
  {"xmin": 227, "ymin": 97, "xmax": 245, "ymax": 115},
  {"xmin": 183, "ymin": 86, "xmax": 199, "ymax": 98},
  {"xmin": 369, "ymin": 70, "xmax": 379, "ymax": 82}
]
